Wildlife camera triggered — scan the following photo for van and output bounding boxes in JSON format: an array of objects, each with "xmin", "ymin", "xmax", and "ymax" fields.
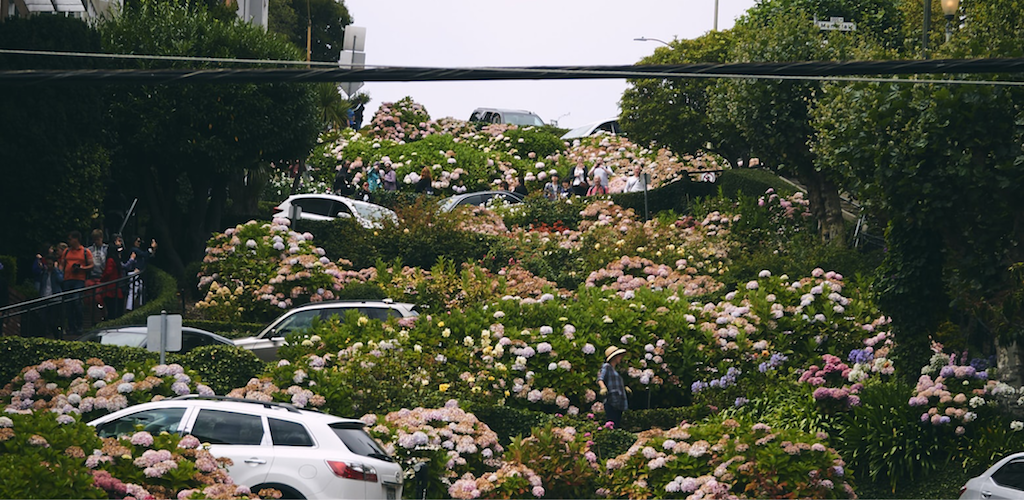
[{"xmin": 468, "ymin": 108, "xmax": 545, "ymax": 126}]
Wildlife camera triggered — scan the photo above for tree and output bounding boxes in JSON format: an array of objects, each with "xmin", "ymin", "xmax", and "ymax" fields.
[
  {"xmin": 268, "ymin": 0, "xmax": 352, "ymax": 62},
  {"xmin": 619, "ymin": 31, "xmax": 751, "ymax": 165},
  {"xmin": 0, "ymin": 16, "xmax": 110, "ymax": 259},
  {"xmin": 101, "ymin": 1, "xmax": 319, "ymax": 277},
  {"xmin": 811, "ymin": 0, "xmax": 1024, "ymax": 374},
  {"xmin": 710, "ymin": 6, "xmax": 860, "ymax": 246}
]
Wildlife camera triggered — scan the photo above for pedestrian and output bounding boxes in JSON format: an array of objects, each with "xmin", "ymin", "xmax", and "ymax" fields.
[
  {"xmin": 332, "ymin": 162, "xmax": 352, "ymax": 195},
  {"xmin": 572, "ymin": 158, "xmax": 589, "ymax": 196},
  {"xmin": 31, "ymin": 244, "xmax": 63, "ymax": 338},
  {"xmin": 101, "ymin": 234, "xmax": 127, "ymax": 321},
  {"xmin": 513, "ymin": 174, "xmax": 528, "ymax": 197},
  {"xmin": 382, "ymin": 162, "xmax": 398, "ymax": 191},
  {"xmin": 352, "ymin": 101, "xmax": 365, "ymax": 130},
  {"xmin": 589, "ymin": 160, "xmax": 610, "ymax": 195},
  {"xmin": 62, "ymin": 230, "xmax": 93, "ymax": 338},
  {"xmin": 560, "ymin": 178, "xmax": 572, "ymax": 199},
  {"xmin": 624, "ymin": 166, "xmax": 646, "ymax": 193},
  {"xmin": 416, "ymin": 167, "xmax": 434, "ymax": 194},
  {"xmin": 368, "ymin": 162, "xmax": 382, "ymax": 192},
  {"xmin": 86, "ymin": 229, "xmax": 108, "ymax": 317},
  {"xmin": 598, "ymin": 345, "xmax": 631, "ymax": 429},
  {"xmin": 543, "ymin": 174, "xmax": 562, "ymax": 200}
]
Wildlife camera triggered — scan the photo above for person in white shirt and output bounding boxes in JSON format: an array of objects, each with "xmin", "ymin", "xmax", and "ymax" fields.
[
  {"xmin": 624, "ymin": 166, "xmax": 647, "ymax": 193},
  {"xmin": 571, "ymin": 158, "xmax": 589, "ymax": 196},
  {"xmin": 589, "ymin": 161, "xmax": 610, "ymax": 194}
]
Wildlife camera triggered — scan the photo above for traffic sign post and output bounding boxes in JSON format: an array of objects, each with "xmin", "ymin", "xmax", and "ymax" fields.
[
  {"xmin": 339, "ymin": 26, "xmax": 367, "ymax": 98},
  {"xmin": 147, "ymin": 311, "xmax": 182, "ymax": 364}
]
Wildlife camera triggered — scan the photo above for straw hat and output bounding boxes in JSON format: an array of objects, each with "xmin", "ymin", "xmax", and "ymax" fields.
[{"xmin": 605, "ymin": 346, "xmax": 627, "ymax": 362}]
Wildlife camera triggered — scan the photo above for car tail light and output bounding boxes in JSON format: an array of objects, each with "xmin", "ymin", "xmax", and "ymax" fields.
[
  {"xmin": 273, "ymin": 206, "xmax": 281, "ymax": 212},
  {"xmin": 959, "ymin": 486, "xmax": 966, "ymax": 498},
  {"xmin": 327, "ymin": 461, "xmax": 378, "ymax": 482}
]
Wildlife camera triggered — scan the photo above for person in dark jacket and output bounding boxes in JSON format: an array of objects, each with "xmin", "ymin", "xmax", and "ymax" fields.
[{"xmin": 598, "ymin": 346, "xmax": 631, "ymax": 429}]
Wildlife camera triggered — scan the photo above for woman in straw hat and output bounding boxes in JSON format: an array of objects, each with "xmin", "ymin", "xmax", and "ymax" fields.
[{"xmin": 598, "ymin": 345, "xmax": 631, "ymax": 429}]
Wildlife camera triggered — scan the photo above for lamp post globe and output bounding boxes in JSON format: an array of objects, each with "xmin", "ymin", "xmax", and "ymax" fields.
[{"xmin": 941, "ymin": 0, "xmax": 959, "ymax": 41}]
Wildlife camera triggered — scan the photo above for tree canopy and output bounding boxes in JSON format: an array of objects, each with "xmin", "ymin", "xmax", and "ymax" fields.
[
  {"xmin": 268, "ymin": 0, "xmax": 352, "ymax": 62},
  {"xmin": 101, "ymin": 1, "xmax": 320, "ymax": 275}
]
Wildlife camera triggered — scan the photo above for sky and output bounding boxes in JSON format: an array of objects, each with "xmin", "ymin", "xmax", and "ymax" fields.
[{"xmin": 344, "ymin": 0, "xmax": 757, "ymax": 130}]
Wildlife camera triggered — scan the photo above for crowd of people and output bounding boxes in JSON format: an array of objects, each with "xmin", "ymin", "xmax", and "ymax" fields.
[
  {"xmin": 28, "ymin": 229, "xmax": 156, "ymax": 339},
  {"xmin": 328, "ymin": 155, "xmax": 650, "ymax": 203}
]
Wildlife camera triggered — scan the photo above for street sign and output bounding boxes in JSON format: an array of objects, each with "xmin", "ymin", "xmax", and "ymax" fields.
[
  {"xmin": 816, "ymin": 17, "xmax": 857, "ymax": 31},
  {"xmin": 147, "ymin": 312, "xmax": 182, "ymax": 363},
  {"xmin": 343, "ymin": 26, "xmax": 366, "ymax": 52},
  {"xmin": 338, "ymin": 49, "xmax": 366, "ymax": 97},
  {"xmin": 700, "ymin": 172, "xmax": 718, "ymax": 183}
]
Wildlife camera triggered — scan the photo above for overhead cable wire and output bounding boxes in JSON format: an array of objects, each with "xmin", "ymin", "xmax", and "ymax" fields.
[{"xmin": 2, "ymin": 51, "xmax": 1024, "ymax": 85}]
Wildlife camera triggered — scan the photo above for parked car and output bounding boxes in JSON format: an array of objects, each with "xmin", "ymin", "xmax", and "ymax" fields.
[
  {"xmin": 234, "ymin": 299, "xmax": 419, "ymax": 361},
  {"xmin": 560, "ymin": 118, "xmax": 622, "ymax": 140},
  {"xmin": 468, "ymin": 107, "xmax": 545, "ymax": 127},
  {"xmin": 88, "ymin": 396, "xmax": 403, "ymax": 500},
  {"xmin": 960, "ymin": 452, "xmax": 1024, "ymax": 499},
  {"xmin": 438, "ymin": 190, "xmax": 525, "ymax": 213},
  {"xmin": 273, "ymin": 194, "xmax": 397, "ymax": 229},
  {"xmin": 78, "ymin": 326, "xmax": 234, "ymax": 354}
]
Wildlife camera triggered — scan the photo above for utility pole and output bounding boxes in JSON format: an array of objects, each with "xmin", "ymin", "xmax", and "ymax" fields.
[
  {"xmin": 923, "ymin": 0, "xmax": 931, "ymax": 58},
  {"xmin": 306, "ymin": 0, "xmax": 312, "ymax": 66}
]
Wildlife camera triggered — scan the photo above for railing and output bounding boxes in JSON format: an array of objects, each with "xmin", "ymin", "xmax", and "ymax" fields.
[{"xmin": 0, "ymin": 272, "xmax": 144, "ymax": 338}]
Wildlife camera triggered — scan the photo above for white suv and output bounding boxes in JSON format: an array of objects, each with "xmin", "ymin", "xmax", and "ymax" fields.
[
  {"xmin": 88, "ymin": 396, "xmax": 403, "ymax": 500},
  {"xmin": 234, "ymin": 300, "xmax": 419, "ymax": 361}
]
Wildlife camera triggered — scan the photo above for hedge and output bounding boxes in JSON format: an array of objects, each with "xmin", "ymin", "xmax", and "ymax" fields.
[{"xmin": 0, "ymin": 336, "xmax": 264, "ymax": 396}]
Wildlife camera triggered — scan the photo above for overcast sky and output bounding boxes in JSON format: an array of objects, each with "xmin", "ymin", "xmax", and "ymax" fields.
[{"xmin": 344, "ymin": 0, "xmax": 757, "ymax": 130}]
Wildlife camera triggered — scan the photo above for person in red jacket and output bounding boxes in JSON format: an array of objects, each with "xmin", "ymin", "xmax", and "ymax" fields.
[{"xmin": 100, "ymin": 236, "xmax": 126, "ymax": 320}]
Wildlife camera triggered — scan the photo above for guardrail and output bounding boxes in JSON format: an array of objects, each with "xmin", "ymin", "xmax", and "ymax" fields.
[{"xmin": 0, "ymin": 272, "xmax": 144, "ymax": 337}]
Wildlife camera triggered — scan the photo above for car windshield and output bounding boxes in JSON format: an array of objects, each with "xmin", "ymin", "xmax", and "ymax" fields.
[
  {"xmin": 83, "ymin": 331, "xmax": 148, "ymax": 347},
  {"xmin": 504, "ymin": 113, "xmax": 544, "ymax": 126},
  {"xmin": 438, "ymin": 197, "xmax": 457, "ymax": 212},
  {"xmin": 350, "ymin": 203, "xmax": 394, "ymax": 222}
]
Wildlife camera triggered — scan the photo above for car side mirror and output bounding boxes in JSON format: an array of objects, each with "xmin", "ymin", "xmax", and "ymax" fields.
[
  {"xmin": 337, "ymin": 212, "xmax": 352, "ymax": 219},
  {"xmin": 271, "ymin": 337, "xmax": 286, "ymax": 343}
]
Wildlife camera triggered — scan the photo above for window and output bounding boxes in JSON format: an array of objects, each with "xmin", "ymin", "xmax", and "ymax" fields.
[
  {"xmin": 991, "ymin": 460, "xmax": 1024, "ymax": 490},
  {"xmin": 358, "ymin": 307, "xmax": 398, "ymax": 321},
  {"xmin": 191, "ymin": 409, "xmax": 264, "ymax": 446},
  {"xmin": 181, "ymin": 331, "xmax": 217, "ymax": 351},
  {"xmin": 330, "ymin": 201, "xmax": 354, "ymax": 217},
  {"xmin": 269, "ymin": 309, "xmax": 320, "ymax": 338},
  {"xmin": 96, "ymin": 407, "xmax": 186, "ymax": 438},
  {"xmin": 269, "ymin": 418, "xmax": 314, "ymax": 447},
  {"xmin": 330, "ymin": 423, "xmax": 392, "ymax": 461},
  {"xmin": 293, "ymin": 198, "xmax": 333, "ymax": 217}
]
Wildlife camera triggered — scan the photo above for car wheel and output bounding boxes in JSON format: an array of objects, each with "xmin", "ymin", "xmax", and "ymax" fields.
[{"xmin": 253, "ymin": 483, "xmax": 306, "ymax": 500}]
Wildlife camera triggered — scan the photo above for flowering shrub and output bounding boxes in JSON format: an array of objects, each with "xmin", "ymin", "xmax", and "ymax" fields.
[
  {"xmin": 910, "ymin": 350, "xmax": 1002, "ymax": 434},
  {"xmin": 0, "ymin": 411, "xmax": 258, "ymax": 500},
  {"xmin": 600, "ymin": 418, "xmax": 854, "ymax": 499},
  {"xmin": 196, "ymin": 218, "xmax": 374, "ymax": 322},
  {"xmin": 368, "ymin": 97, "xmax": 434, "ymax": 143},
  {"xmin": 362, "ymin": 400, "xmax": 502, "ymax": 499},
  {"xmin": 1, "ymin": 358, "xmax": 214, "ymax": 421}
]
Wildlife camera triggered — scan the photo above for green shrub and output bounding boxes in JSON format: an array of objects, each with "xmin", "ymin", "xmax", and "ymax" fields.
[
  {"xmin": 836, "ymin": 380, "xmax": 952, "ymax": 493},
  {"xmin": 610, "ymin": 178, "xmax": 697, "ymax": 217},
  {"xmin": 0, "ymin": 336, "xmax": 158, "ymax": 386},
  {"xmin": 469, "ymin": 405, "xmax": 553, "ymax": 446},
  {"xmin": 182, "ymin": 260, "xmax": 204, "ymax": 300},
  {"xmin": 179, "ymin": 344, "xmax": 266, "ymax": 395},
  {"xmin": 0, "ymin": 336, "xmax": 263, "ymax": 395},
  {"xmin": 622, "ymin": 405, "xmax": 712, "ymax": 432},
  {"xmin": 717, "ymin": 168, "xmax": 796, "ymax": 199},
  {"xmin": 93, "ymin": 266, "xmax": 180, "ymax": 329},
  {"xmin": 590, "ymin": 427, "xmax": 635, "ymax": 461},
  {"xmin": 501, "ymin": 193, "xmax": 582, "ymax": 230}
]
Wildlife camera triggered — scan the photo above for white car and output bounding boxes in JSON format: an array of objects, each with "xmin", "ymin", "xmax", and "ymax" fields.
[
  {"xmin": 960, "ymin": 452, "xmax": 1024, "ymax": 499},
  {"xmin": 273, "ymin": 194, "xmax": 397, "ymax": 229},
  {"xmin": 234, "ymin": 300, "xmax": 419, "ymax": 361},
  {"xmin": 560, "ymin": 118, "xmax": 622, "ymax": 140},
  {"xmin": 88, "ymin": 396, "xmax": 403, "ymax": 500}
]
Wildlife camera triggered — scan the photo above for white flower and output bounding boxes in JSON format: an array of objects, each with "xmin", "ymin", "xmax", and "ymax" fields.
[
  {"xmin": 969, "ymin": 396, "xmax": 986, "ymax": 408},
  {"xmin": 1012, "ymin": 421, "xmax": 1023, "ymax": 432}
]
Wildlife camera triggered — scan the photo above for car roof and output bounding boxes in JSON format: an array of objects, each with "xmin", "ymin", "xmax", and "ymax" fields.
[
  {"xmin": 561, "ymin": 118, "xmax": 620, "ymax": 140},
  {"xmin": 472, "ymin": 107, "xmax": 541, "ymax": 115},
  {"xmin": 87, "ymin": 396, "xmax": 365, "ymax": 426},
  {"xmin": 285, "ymin": 299, "xmax": 417, "ymax": 311},
  {"xmin": 84, "ymin": 326, "xmax": 233, "ymax": 345}
]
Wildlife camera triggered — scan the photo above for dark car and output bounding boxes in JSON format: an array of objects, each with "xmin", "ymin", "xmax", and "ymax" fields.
[{"xmin": 78, "ymin": 326, "xmax": 234, "ymax": 354}]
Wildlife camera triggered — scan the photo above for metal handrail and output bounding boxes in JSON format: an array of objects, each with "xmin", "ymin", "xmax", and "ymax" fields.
[{"xmin": 0, "ymin": 271, "xmax": 142, "ymax": 320}]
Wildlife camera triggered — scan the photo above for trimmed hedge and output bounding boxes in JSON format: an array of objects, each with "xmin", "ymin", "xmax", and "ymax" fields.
[
  {"xmin": 469, "ymin": 405, "xmax": 553, "ymax": 447},
  {"xmin": 621, "ymin": 405, "xmax": 712, "ymax": 432},
  {"xmin": 608, "ymin": 169, "xmax": 794, "ymax": 219},
  {"xmin": 0, "ymin": 336, "xmax": 264, "ymax": 396}
]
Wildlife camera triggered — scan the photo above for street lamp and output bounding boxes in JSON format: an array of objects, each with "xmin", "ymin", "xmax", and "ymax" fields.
[
  {"xmin": 634, "ymin": 37, "xmax": 671, "ymax": 47},
  {"xmin": 941, "ymin": 0, "xmax": 959, "ymax": 42}
]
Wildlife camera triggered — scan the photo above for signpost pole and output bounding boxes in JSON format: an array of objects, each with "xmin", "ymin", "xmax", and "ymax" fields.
[{"xmin": 159, "ymin": 310, "xmax": 167, "ymax": 365}]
